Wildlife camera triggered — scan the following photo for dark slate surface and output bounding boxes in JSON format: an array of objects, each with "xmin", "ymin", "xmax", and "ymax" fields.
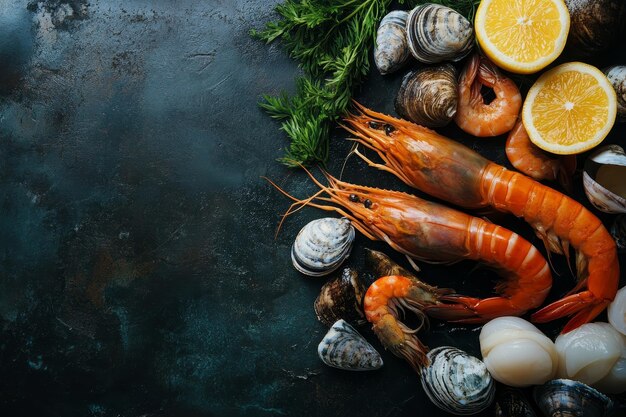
[{"xmin": 1, "ymin": 1, "xmax": 625, "ymax": 416}]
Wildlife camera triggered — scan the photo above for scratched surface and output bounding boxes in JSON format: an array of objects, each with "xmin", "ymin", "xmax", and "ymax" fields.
[{"xmin": 1, "ymin": 1, "xmax": 625, "ymax": 416}]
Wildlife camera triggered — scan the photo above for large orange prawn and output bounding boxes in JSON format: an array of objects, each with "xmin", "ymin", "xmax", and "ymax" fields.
[
  {"xmin": 267, "ymin": 169, "xmax": 553, "ymax": 326},
  {"xmin": 343, "ymin": 103, "xmax": 619, "ymax": 333}
]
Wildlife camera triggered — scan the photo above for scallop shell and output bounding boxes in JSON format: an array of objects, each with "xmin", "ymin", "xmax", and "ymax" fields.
[
  {"xmin": 374, "ymin": 10, "xmax": 410, "ymax": 75},
  {"xmin": 395, "ymin": 64, "xmax": 458, "ymax": 127},
  {"xmin": 604, "ymin": 65, "xmax": 626, "ymax": 122},
  {"xmin": 291, "ymin": 217, "xmax": 355, "ymax": 277},
  {"xmin": 583, "ymin": 145, "xmax": 626, "ymax": 214},
  {"xmin": 420, "ymin": 346, "xmax": 495, "ymax": 415},
  {"xmin": 533, "ymin": 379, "xmax": 614, "ymax": 417},
  {"xmin": 406, "ymin": 4, "xmax": 474, "ymax": 64},
  {"xmin": 314, "ymin": 267, "xmax": 365, "ymax": 327},
  {"xmin": 317, "ymin": 319, "xmax": 383, "ymax": 371}
]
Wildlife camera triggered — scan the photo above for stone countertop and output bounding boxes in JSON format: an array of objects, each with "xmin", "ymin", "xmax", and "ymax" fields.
[{"xmin": 1, "ymin": 1, "xmax": 625, "ymax": 416}]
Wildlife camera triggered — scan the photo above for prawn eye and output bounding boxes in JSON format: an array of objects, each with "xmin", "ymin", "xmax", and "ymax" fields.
[
  {"xmin": 349, "ymin": 194, "xmax": 360, "ymax": 202},
  {"xmin": 364, "ymin": 199, "xmax": 373, "ymax": 209},
  {"xmin": 384, "ymin": 124, "xmax": 395, "ymax": 136},
  {"xmin": 368, "ymin": 121, "xmax": 382, "ymax": 129}
]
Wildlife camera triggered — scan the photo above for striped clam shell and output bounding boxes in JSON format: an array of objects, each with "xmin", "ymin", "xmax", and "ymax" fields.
[
  {"xmin": 420, "ymin": 346, "xmax": 495, "ymax": 415},
  {"xmin": 291, "ymin": 217, "xmax": 355, "ymax": 277},
  {"xmin": 533, "ymin": 379, "xmax": 614, "ymax": 417},
  {"xmin": 374, "ymin": 10, "xmax": 410, "ymax": 75},
  {"xmin": 395, "ymin": 64, "xmax": 458, "ymax": 127},
  {"xmin": 317, "ymin": 319, "xmax": 383, "ymax": 371},
  {"xmin": 406, "ymin": 4, "xmax": 474, "ymax": 64},
  {"xmin": 604, "ymin": 66, "xmax": 626, "ymax": 121}
]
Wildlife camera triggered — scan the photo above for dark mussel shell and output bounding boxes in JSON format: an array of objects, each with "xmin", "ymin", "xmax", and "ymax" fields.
[
  {"xmin": 532, "ymin": 379, "xmax": 614, "ymax": 417},
  {"xmin": 314, "ymin": 267, "xmax": 365, "ymax": 327}
]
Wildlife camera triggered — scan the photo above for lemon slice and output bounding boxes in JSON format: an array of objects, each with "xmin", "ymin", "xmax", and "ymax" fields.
[
  {"xmin": 475, "ymin": 0, "xmax": 570, "ymax": 74},
  {"xmin": 522, "ymin": 62, "xmax": 617, "ymax": 155}
]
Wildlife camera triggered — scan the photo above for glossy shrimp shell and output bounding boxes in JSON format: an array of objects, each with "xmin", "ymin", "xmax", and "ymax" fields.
[
  {"xmin": 454, "ymin": 54, "xmax": 522, "ymax": 137},
  {"xmin": 266, "ymin": 168, "xmax": 552, "ymax": 325},
  {"xmin": 343, "ymin": 103, "xmax": 619, "ymax": 333}
]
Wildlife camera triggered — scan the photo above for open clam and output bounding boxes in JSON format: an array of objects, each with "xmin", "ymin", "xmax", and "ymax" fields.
[
  {"xmin": 291, "ymin": 217, "xmax": 355, "ymax": 277},
  {"xmin": 374, "ymin": 10, "xmax": 410, "ymax": 75},
  {"xmin": 314, "ymin": 267, "xmax": 365, "ymax": 327},
  {"xmin": 406, "ymin": 4, "xmax": 474, "ymax": 64},
  {"xmin": 420, "ymin": 346, "xmax": 495, "ymax": 415},
  {"xmin": 533, "ymin": 379, "xmax": 614, "ymax": 417},
  {"xmin": 583, "ymin": 145, "xmax": 626, "ymax": 214},
  {"xmin": 317, "ymin": 319, "xmax": 383, "ymax": 371}
]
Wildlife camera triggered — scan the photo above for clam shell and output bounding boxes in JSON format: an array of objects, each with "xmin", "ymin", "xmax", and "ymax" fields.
[
  {"xmin": 420, "ymin": 346, "xmax": 495, "ymax": 415},
  {"xmin": 533, "ymin": 379, "xmax": 614, "ymax": 417},
  {"xmin": 291, "ymin": 217, "xmax": 355, "ymax": 277},
  {"xmin": 604, "ymin": 65, "xmax": 626, "ymax": 122},
  {"xmin": 583, "ymin": 145, "xmax": 626, "ymax": 214},
  {"xmin": 395, "ymin": 64, "xmax": 458, "ymax": 127},
  {"xmin": 406, "ymin": 4, "xmax": 474, "ymax": 64},
  {"xmin": 317, "ymin": 319, "xmax": 383, "ymax": 371},
  {"xmin": 493, "ymin": 386, "xmax": 537, "ymax": 417},
  {"xmin": 314, "ymin": 267, "xmax": 365, "ymax": 327},
  {"xmin": 374, "ymin": 10, "xmax": 410, "ymax": 75}
]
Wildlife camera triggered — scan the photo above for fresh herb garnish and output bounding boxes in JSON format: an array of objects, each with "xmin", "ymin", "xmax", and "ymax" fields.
[{"xmin": 253, "ymin": 0, "xmax": 481, "ymax": 167}]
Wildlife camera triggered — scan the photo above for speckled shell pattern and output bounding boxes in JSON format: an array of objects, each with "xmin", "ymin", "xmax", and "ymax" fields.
[
  {"xmin": 533, "ymin": 379, "xmax": 614, "ymax": 417},
  {"xmin": 374, "ymin": 10, "xmax": 410, "ymax": 75},
  {"xmin": 406, "ymin": 4, "xmax": 474, "ymax": 64},
  {"xmin": 317, "ymin": 319, "xmax": 383, "ymax": 371},
  {"xmin": 314, "ymin": 267, "xmax": 365, "ymax": 327},
  {"xmin": 420, "ymin": 346, "xmax": 495, "ymax": 415},
  {"xmin": 604, "ymin": 65, "xmax": 626, "ymax": 121},
  {"xmin": 395, "ymin": 64, "xmax": 458, "ymax": 127},
  {"xmin": 291, "ymin": 217, "xmax": 355, "ymax": 277}
]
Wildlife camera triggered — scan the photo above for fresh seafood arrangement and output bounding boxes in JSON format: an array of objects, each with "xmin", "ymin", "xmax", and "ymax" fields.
[{"xmin": 260, "ymin": 0, "xmax": 626, "ymax": 414}]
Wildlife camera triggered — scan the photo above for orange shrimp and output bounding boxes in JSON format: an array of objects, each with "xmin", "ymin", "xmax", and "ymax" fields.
[
  {"xmin": 266, "ymin": 169, "xmax": 553, "ymax": 326},
  {"xmin": 343, "ymin": 103, "xmax": 619, "ymax": 333},
  {"xmin": 454, "ymin": 54, "xmax": 521, "ymax": 137},
  {"xmin": 363, "ymin": 275, "xmax": 444, "ymax": 372},
  {"xmin": 506, "ymin": 119, "xmax": 577, "ymax": 192}
]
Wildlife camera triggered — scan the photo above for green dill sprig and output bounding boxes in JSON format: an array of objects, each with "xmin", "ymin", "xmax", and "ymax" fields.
[{"xmin": 253, "ymin": 0, "xmax": 481, "ymax": 167}]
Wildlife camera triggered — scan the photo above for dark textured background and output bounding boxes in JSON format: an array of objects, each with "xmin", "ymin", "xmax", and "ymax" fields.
[{"xmin": 1, "ymin": 1, "xmax": 625, "ymax": 416}]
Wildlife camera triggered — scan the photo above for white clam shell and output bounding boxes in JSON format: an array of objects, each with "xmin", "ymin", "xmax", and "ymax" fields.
[
  {"xmin": 480, "ymin": 317, "xmax": 558, "ymax": 387},
  {"xmin": 583, "ymin": 145, "xmax": 626, "ymax": 214},
  {"xmin": 420, "ymin": 346, "xmax": 495, "ymax": 415},
  {"xmin": 374, "ymin": 10, "xmax": 410, "ymax": 75},
  {"xmin": 604, "ymin": 65, "xmax": 626, "ymax": 121},
  {"xmin": 555, "ymin": 322, "xmax": 624, "ymax": 386},
  {"xmin": 609, "ymin": 287, "xmax": 626, "ymax": 336},
  {"xmin": 291, "ymin": 217, "xmax": 355, "ymax": 277},
  {"xmin": 317, "ymin": 319, "xmax": 383, "ymax": 371}
]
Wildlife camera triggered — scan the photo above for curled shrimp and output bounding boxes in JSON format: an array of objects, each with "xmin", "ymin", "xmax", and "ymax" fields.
[
  {"xmin": 454, "ymin": 54, "xmax": 522, "ymax": 137},
  {"xmin": 506, "ymin": 119, "xmax": 577, "ymax": 192},
  {"xmin": 343, "ymin": 102, "xmax": 619, "ymax": 333},
  {"xmin": 266, "ymin": 168, "xmax": 553, "ymax": 326}
]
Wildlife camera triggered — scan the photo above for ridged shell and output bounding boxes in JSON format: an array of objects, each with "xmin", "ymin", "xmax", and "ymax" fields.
[
  {"xmin": 604, "ymin": 65, "xmax": 626, "ymax": 121},
  {"xmin": 291, "ymin": 217, "xmax": 355, "ymax": 277},
  {"xmin": 420, "ymin": 346, "xmax": 495, "ymax": 415},
  {"xmin": 314, "ymin": 267, "xmax": 365, "ymax": 327},
  {"xmin": 533, "ymin": 379, "xmax": 614, "ymax": 417},
  {"xmin": 583, "ymin": 145, "xmax": 626, "ymax": 214},
  {"xmin": 374, "ymin": 11, "xmax": 410, "ymax": 75},
  {"xmin": 395, "ymin": 64, "xmax": 458, "ymax": 127},
  {"xmin": 493, "ymin": 387, "xmax": 537, "ymax": 417},
  {"xmin": 317, "ymin": 319, "xmax": 383, "ymax": 371},
  {"xmin": 406, "ymin": 4, "xmax": 474, "ymax": 64}
]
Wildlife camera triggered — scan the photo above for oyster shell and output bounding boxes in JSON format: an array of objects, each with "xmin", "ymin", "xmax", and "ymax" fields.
[
  {"xmin": 317, "ymin": 319, "xmax": 383, "ymax": 371},
  {"xmin": 420, "ymin": 346, "xmax": 495, "ymax": 415},
  {"xmin": 604, "ymin": 65, "xmax": 626, "ymax": 122},
  {"xmin": 314, "ymin": 267, "xmax": 365, "ymax": 327},
  {"xmin": 533, "ymin": 379, "xmax": 614, "ymax": 417},
  {"xmin": 374, "ymin": 10, "xmax": 410, "ymax": 75},
  {"xmin": 395, "ymin": 64, "xmax": 458, "ymax": 127},
  {"xmin": 291, "ymin": 217, "xmax": 355, "ymax": 277},
  {"xmin": 406, "ymin": 4, "xmax": 474, "ymax": 64},
  {"xmin": 583, "ymin": 145, "xmax": 626, "ymax": 214}
]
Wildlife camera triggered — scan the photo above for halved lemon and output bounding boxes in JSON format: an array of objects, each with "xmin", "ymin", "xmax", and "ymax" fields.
[
  {"xmin": 522, "ymin": 62, "xmax": 617, "ymax": 155},
  {"xmin": 474, "ymin": 0, "xmax": 570, "ymax": 74}
]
